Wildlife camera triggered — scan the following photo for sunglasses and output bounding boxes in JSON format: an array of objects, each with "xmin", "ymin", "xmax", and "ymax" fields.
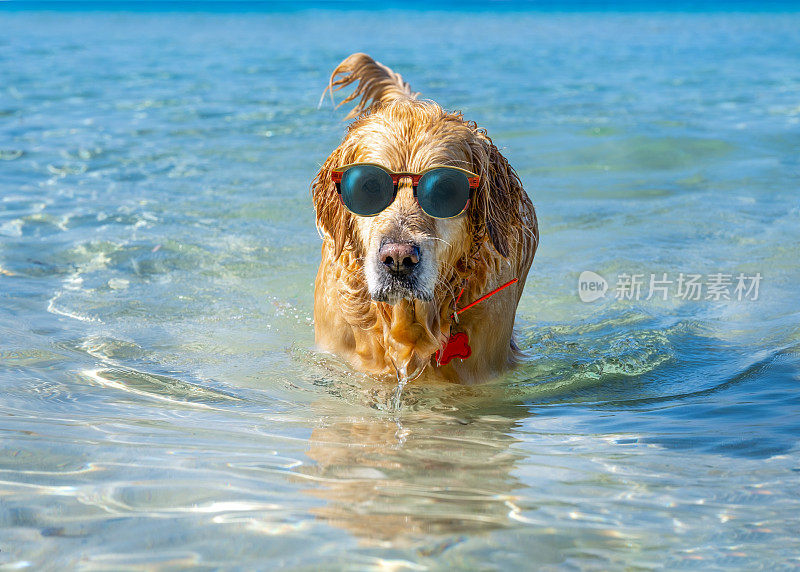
[{"xmin": 331, "ymin": 163, "xmax": 480, "ymax": 219}]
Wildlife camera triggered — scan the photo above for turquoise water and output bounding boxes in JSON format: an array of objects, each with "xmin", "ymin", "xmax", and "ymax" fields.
[{"xmin": 2, "ymin": 8, "xmax": 800, "ymax": 569}]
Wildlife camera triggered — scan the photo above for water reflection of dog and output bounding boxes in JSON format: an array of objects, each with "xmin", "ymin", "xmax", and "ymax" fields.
[{"xmin": 294, "ymin": 390, "xmax": 526, "ymax": 544}]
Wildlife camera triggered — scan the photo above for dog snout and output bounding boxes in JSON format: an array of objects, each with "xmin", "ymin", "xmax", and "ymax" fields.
[{"xmin": 379, "ymin": 241, "xmax": 420, "ymax": 276}]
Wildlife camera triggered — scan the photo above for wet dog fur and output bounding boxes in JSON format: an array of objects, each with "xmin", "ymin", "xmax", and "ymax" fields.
[{"xmin": 312, "ymin": 53, "xmax": 538, "ymax": 384}]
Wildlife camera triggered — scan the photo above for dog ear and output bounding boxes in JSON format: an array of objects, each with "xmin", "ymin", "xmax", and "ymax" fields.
[
  {"xmin": 321, "ymin": 53, "xmax": 420, "ymax": 120},
  {"xmin": 470, "ymin": 136, "xmax": 536, "ymax": 259},
  {"xmin": 311, "ymin": 144, "xmax": 354, "ymax": 260}
]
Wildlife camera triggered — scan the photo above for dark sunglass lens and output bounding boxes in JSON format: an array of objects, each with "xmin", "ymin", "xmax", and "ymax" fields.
[
  {"xmin": 416, "ymin": 168, "xmax": 471, "ymax": 218},
  {"xmin": 339, "ymin": 165, "xmax": 395, "ymax": 216}
]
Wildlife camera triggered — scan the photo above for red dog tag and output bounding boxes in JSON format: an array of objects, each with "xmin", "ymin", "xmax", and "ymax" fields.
[
  {"xmin": 435, "ymin": 331, "xmax": 472, "ymax": 366},
  {"xmin": 433, "ymin": 278, "xmax": 517, "ymax": 367}
]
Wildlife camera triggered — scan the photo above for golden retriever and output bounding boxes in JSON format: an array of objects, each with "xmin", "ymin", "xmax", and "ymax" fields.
[{"xmin": 312, "ymin": 53, "xmax": 538, "ymax": 384}]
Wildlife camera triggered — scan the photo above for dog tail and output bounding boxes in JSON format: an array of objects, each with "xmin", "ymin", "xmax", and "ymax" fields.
[{"xmin": 320, "ymin": 53, "xmax": 419, "ymax": 120}]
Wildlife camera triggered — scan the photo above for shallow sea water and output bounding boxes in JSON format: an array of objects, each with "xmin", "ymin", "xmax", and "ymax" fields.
[{"xmin": 1, "ymin": 8, "xmax": 800, "ymax": 570}]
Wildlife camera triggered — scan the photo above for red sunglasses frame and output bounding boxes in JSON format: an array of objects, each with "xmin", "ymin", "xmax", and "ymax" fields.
[{"xmin": 330, "ymin": 163, "xmax": 480, "ymax": 219}]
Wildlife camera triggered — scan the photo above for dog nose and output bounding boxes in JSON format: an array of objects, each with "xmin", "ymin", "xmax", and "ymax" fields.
[{"xmin": 379, "ymin": 242, "xmax": 420, "ymax": 276}]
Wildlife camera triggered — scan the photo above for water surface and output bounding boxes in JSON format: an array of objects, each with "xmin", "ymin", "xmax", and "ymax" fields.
[{"xmin": 1, "ymin": 9, "xmax": 800, "ymax": 569}]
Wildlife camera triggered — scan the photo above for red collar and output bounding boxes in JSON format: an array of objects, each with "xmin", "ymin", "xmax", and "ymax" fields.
[{"xmin": 435, "ymin": 277, "xmax": 518, "ymax": 366}]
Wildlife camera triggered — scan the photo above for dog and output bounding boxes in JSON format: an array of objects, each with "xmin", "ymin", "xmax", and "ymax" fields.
[{"xmin": 312, "ymin": 53, "xmax": 538, "ymax": 384}]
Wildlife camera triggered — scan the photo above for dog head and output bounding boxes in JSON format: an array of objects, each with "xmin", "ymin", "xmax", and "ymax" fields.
[{"xmin": 312, "ymin": 54, "xmax": 531, "ymax": 305}]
